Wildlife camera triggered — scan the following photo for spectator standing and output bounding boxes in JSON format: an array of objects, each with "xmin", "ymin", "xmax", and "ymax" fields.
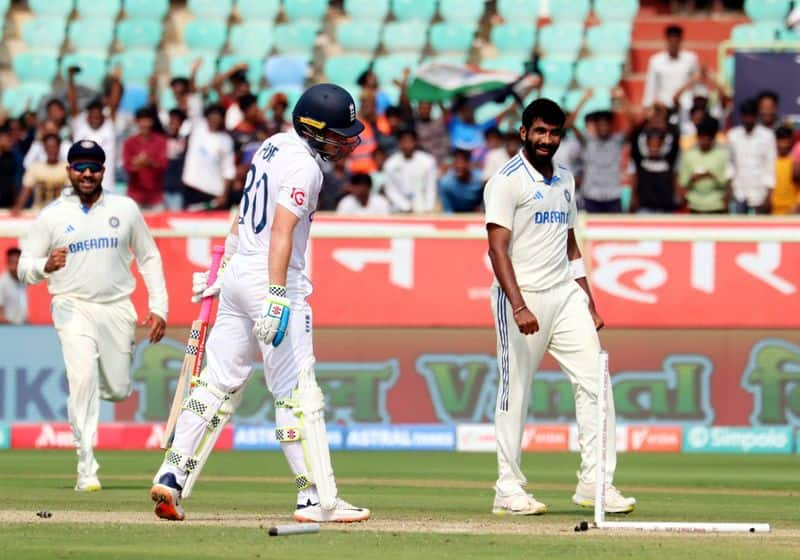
[
  {"xmin": 346, "ymin": 93, "xmax": 385, "ymax": 174},
  {"xmin": 164, "ymin": 109, "xmax": 188, "ymax": 210},
  {"xmin": 771, "ymin": 126, "xmax": 799, "ymax": 214},
  {"xmin": 68, "ymin": 67, "xmax": 122, "ymax": 191},
  {"xmin": 677, "ymin": 116, "xmax": 730, "ymax": 214},
  {"xmin": 0, "ymin": 123, "xmax": 22, "ymax": 209},
  {"xmin": 475, "ymin": 126, "xmax": 503, "ymax": 172},
  {"xmin": 266, "ymin": 92, "xmax": 293, "ymax": 136},
  {"xmin": 630, "ymin": 129, "xmax": 678, "ymax": 213},
  {"xmin": 439, "ymin": 148, "xmax": 484, "ymax": 213},
  {"xmin": 181, "ymin": 104, "xmax": 235, "ymax": 209},
  {"xmin": 13, "ymin": 133, "xmax": 68, "ymax": 213},
  {"xmin": 162, "ymin": 61, "xmax": 205, "ymax": 134},
  {"xmin": 0, "ymin": 247, "xmax": 27, "ymax": 325},
  {"xmin": 448, "ymin": 99, "xmax": 517, "ymax": 156},
  {"xmin": 413, "ymin": 101, "xmax": 450, "ymax": 165},
  {"xmin": 728, "ymin": 99, "xmax": 776, "ymax": 214},
  {"xmin": 45, "ymin": 98, "xmax": 70, "ymax": 139},
  {"xmin": 320, "ymin": 158, "xmax": 350, "ymax": 211},
  {"xmin": 122, "ymin": 108, "xmax": 168, "ymax": 210},
  {"xmin": 757, "ymin": 90, "xmax": 781, "ymax": 130},
  {"xmin": 642, "ymin": 25, "xmax": 699, "ymax": 109},
  {"xmin": 369, "ymin": 146, "xmax": 387, "ymax": 195},
  {"xmin": 384, "ymin": 129, "xmax": 438, "ymax": 213},
  {"xmin": 483, "ymin": 130, "xmax": 522, "ymax": 181},
  {"xmin": 357, "ymin": 69, "xmax": 392, "ymax": 115},
  {"xmin": 336, "ymin": 173, "xmax": 391, "ymax": 216},
  {"xmin": 23, "ymin": 120, "xmax": 71, "ymax": 169}
]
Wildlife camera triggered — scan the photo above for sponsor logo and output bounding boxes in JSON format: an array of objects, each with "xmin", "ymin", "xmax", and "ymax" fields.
[
  {"xmin": 627, "ymin": 426, "xmax": 682, "ymax": 452},
  {"xmin": 268, "ymin": 304, "xmax": 283, "ymax": 318},
  {"xmin": 534, "ymin": 191, "xmax": 544, "ymax": 200},
  {"xmin": 109, "ymin": 216, "xmax": 119, "ymax": 228},
  {"xmin": 456, "ymin": 423, "xmax": 496, "ymax": 452},
  {"xmin": 291, "ymin": 188, "xmax": 306, "ymax": 206},
  {"xmin": 11, "ymin": 423, "xmax": 79, "ymax": 449},
  {"xmin": 569, "ymin": 424, "xmax": 629, "ymax": 452},
  {"xmin": 64, "ymin": 225, "xmax": 75, "ymax": 233},
  {"xmin": 349, "ymin": 103, "xmax": 356, "ymax": 121},
  {"xmin": 683, "ymin": 426, "xmax": 793, "ymax": 454},
  {"xmin": 522, "ymin": 424, "xmax": 569, "ymax": 452},
  {"xmin": 534, "ymin": 211, "xmax": 568, "ymax": 224},
  {"xmin": 68, "ymin": 236, "xmax": 119, "ymax": 253},
  {"xmin": 346, "ymin": 425, "xmax": 454, "ymax": 451}
]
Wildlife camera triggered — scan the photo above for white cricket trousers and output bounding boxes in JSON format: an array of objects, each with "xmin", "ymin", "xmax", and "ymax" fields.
[
  {"xmin": 491, "ymin": 280, "xmax": 617, "ymax": 497},
  {"xmin": 52, "ymin": 296, "xmax": 136, "ymax": 476}
]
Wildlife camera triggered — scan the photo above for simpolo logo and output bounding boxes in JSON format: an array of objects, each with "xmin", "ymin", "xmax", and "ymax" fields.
[{"xmin": 684, "ymin": 426, "xmax": 793, "ymax": 454}]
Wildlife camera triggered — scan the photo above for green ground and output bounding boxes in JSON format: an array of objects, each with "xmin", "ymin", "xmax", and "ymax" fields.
[{"xmin": 0, "ymin": 450, "xmax": 797, "ymax": 559}]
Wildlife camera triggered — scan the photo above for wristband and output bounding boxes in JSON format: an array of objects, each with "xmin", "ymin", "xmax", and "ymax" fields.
[
  {"xmin": 570, "ymin": 258, "xmax": 586, "ymax": 280},
  {"xmin": 512, "ymin": 305, "xmax": 527, "ymax": 316}
]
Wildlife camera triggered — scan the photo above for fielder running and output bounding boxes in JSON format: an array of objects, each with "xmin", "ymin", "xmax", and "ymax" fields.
[
  {"xmin": 484, "ymin": 99, "xmax": 635, "ymax": 515},
  {"xmin": 18, "ymin": 140, "xmax": 168, "ymax": 491},
  {"xmin": 150, "ymin": 84, "xmax": 370, "ymax": 523}
]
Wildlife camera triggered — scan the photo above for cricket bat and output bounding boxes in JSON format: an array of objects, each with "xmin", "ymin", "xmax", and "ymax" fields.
[{"xmin": 161, "ymin": 245, "xmax": 226, "ymax": 449}]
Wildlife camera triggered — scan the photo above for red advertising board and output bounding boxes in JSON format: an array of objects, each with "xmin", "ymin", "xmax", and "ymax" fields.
[{"xmin": 1, "ymin": 214, "xmax": 799, "ymax": 328}]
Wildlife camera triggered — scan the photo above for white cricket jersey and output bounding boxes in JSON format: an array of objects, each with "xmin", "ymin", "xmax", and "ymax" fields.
[
  {"xmin": 236, "ymin": 131, "xmax": 323, "ymax": 287},
  {"xmin": 17, "ymin": 189, "xmax": 168, "ymax": 319},
  {"xmin": 484, "ymin": 151, "xmax": 577, "ymax": 292}
]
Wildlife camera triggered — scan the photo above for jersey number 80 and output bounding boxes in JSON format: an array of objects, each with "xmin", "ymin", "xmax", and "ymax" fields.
[{"xmin": 239, "ymin": 163, "xmax": 268, "ymax": 234}]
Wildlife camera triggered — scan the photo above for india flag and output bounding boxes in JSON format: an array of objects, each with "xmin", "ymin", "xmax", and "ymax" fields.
[{"xmin": 406, "ymin": 63, "xmax": 522, "ymax": 102}]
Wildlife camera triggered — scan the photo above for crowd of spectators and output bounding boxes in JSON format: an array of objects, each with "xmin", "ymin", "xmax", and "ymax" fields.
[{"xmin": 1, "ymin": 22, "xmax": 799, "ymax": 217}]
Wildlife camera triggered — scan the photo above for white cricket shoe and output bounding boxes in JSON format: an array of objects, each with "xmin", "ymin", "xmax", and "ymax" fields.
[
  {"xmin": 150, "ymin": 473, "xmax": 185, "ymax": 521},
  {"xmin": 74, "ymin": 475, "xmax": 102, "ymax": 492},
  {"xmin": 293, "ymin": 498, "xmax": 370, "ymax": 523},
  {"xmin": 492, "ymin": 492, "xmax": 548, "ymax": 516},
  {"xmin": 572, "ymin": 480, "xmax": 636, "ymax": 513}
]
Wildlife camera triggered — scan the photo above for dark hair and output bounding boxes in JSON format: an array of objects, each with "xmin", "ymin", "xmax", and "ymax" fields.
[
  {"xmin": 350, "ymin": 173, "xmax": 372, "ymax": 187},
  {"xmin": 665, "ymin": 25, "xmax": 683, "ymax": 37},
  {"xmin": 521, "ymin": 98, "xmax": 566, "ymax": 129},
  {"xmin": 775, "ymin": 125, "xmax": 793, "ymax": 140},
  {"xmin": 86, "ymin": 99, "xmax": 104, "ymax": 112},
  {"xmin": 696, "ymin": 116, "xmax": 719, "ymax": 138},
  {"xmin": 0, "ymin": 122, "xmax": 11, "ymax": 134},
  {"xmin": 135, "ymin": 107, "xmax": 155, "ymax": 120},
  {"xmin": 757, "ymin": 90, "xmax": 779, "ymax": 104},
  {"xmin": 356, "ymin": 69, "xmax": 374, "ymax": 87},
  {"xmin": 452, "ymin": 148, "xmax": 472, "ymax": 161},
  {"xmin": 645, "ymin": 128, "xmax": 666, "ymax": 141},
  {"xmin": 6, "ymin": 247, "xmax": 21, "ymax": 259},
  {"xmin": 588, "ymin": 110, "xmax": 614, "ymax": 123},
  {"xmin": 739, "ymin": 99, "xmax": 759, "ymax": 116},
  {"xmin": 238, "ymin": 93, "xmax": 258, "ymax": 111},
  {"xmin": 46, "ymin": 98, "xmax": 66, "ymax": 110},
  {"xmin": 170, "ymin": 77, "xmax": 190, "ymax": 89},
  {"xmin": 42, "ymin": 132, "xmax": 61, "ymax": 145},
  {"xmin": 230, "ymin": 70, "xmax": 249, "ymax": 85},
  {"xmin": 204, "ymin": 103, "xmax": 225, "ymax": 118},
  {"xmin": 484, "ymin": 126, "xmax": 502, "ymax": 139},
  {"xmin": 168, "ymin": 108, "xmax": 187, "ymax": 121},
  {"xmin": 397, "ymin": 127, "xmax": 417, "ymax": 141},
  {"xmin": 505, "ymin": 130, "xmax": 520, "ymax": 141}
]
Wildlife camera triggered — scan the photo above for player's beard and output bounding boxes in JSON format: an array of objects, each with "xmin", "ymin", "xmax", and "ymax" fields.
[
  {"xmin": 523, "ymin": 136, "xmax": 558, "ymax": 168},
  {"xmin": 73, "ymin": 174, "xmax": 103, "ymax": 204}
]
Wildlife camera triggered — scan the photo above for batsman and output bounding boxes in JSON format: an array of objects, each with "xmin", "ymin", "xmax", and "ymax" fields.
[
  {"xmin": 150, "ymin": 84, "xmax": 370, "ymax": 523},
  {"xmin": 484, "ymin": 99, "xmax": 635, "ymax": 516}
]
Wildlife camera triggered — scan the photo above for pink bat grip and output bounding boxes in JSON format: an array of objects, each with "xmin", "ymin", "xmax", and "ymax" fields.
[{"xmin": 198, "ymin": 245, "xmax": 226, "ymax": 321}]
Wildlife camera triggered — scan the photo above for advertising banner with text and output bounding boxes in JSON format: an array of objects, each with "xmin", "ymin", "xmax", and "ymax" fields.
[
  {"xmin": 2, "ymin": 326, "xmax": 798, "ymax": 430},
  {"xmin": 1, "ymin": 214, "xmax": 798, "ymax": 328}
]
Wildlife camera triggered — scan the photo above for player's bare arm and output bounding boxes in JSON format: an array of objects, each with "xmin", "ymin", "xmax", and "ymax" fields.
[
  {"xmin": 487, "ymin": 223, "xmax": 539, "ymax": 335},
  {"xmin": 567, "ymin": 228, "xmax": 603, "ymax": 331}
]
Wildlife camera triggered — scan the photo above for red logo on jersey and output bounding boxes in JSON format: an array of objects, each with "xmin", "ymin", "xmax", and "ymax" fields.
[{"xmin": 291, "ymin": 188, "xmax": 306, "ymax": 206}]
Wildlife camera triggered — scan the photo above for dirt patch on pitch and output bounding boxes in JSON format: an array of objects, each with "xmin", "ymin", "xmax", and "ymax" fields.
[{"xmin": 1, "ymin": 510, "xmax": 797, "ymax": 539}]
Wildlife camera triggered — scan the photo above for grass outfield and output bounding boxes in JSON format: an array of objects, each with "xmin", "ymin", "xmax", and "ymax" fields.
[{"xmin": 0, "ymin": 450, "xmax": 798, "ymax": 559}]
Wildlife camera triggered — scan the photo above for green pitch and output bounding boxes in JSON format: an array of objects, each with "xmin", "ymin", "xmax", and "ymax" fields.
[{"xmin": 0, "ymin": 450, "xmax": 797, "ymax": 559}]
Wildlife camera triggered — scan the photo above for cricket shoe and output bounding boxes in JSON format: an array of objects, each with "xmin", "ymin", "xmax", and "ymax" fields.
[
  {"xmin": 151, "ymin": 473, "xmax": 185, "ymax": 521},
  {"xmin": 293, "ymin": 498, "xmax": 370, "ymax": 523},
  {"xmin": 572, "ymin": 481, "xmax": 636, "ymax": 514},
  {"xmin": 492, "ymin": 493, "xmax": 548, "ymax": 516},
  {"xmin": 74, "ymin": 475, "xmax": 102, "ymax": 492}
]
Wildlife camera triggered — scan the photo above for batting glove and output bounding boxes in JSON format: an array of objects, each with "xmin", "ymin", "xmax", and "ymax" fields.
[
  {"xmin": 253, "ymin": 285, "xmax": 290, "ymax": 347},
  {"xmin": 191, "ymin": 257, "xmax": 229, "ymax": 303}
]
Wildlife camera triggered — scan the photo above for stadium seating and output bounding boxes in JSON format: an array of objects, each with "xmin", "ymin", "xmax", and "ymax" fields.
[
  {"xmin": 391, "ymin": 0, "xmax": 438, "ymax": 21},
  {"xmin": 538, "ymin": 57, "xmax": 574, "ymax": 88},
  {"xmin": 538, "ymin": 85, "xmax": 567, "ymax": 105},
  {"xmin": 421, "ymin": 53, "xmax": 469, "ymax": 66},
  {"xmin": 264, "ymin": 55, "xmax": 309, "ymax": 87},
  {"xmin": 61, "ymin": 52, "xmax": 108, "ymax": 88},
  {"xmin": 68, "ymin": 19, "xmax": 116, "ymax": 52},
  {"xmin": 2, "ymin": 83, "xmax": 52, "ymax": 116},
  {"xmin": 29, "ymin": 0, "xmax": 73, "ymax": 18},
  {"xmin": 372, "ymin": 54, "xmax": 418, "ymax": 84},
  {"xmin": 76, "ymin": 0, "xmax": 121, "ymax": 19},
  {"xmin": 183, "ymin": 20, "xmax": 229, "ymax": 54},
  {"xmin": 429, "ymin": 22, "xmax": 475, "ymax": 54},
  {"xmin": 777, "ymin": 27, "xmax": 800, "ymax": 42},
  {"xmin": 283, "ymin": 0, "xmax": 328, "ymax": 24},
  {"xmin": 0, "ymin": 0, "xmax": 9, "ymax": 18},
  {"xmin": 538, "ymin": 23, "xmax": 584, "ymax": 60},
  {"xmin": 439, "ymin": 0, "xmax": 484, "ymax": 25},
  {"xmin": 324, "ymin": 54, "xmax": 372, "ymax": 84},
  {"xmin": 549, "ymin": 0, "xmax": 590, "ymax": 22},
  {"xmin": 744, "ymin": 0, "xmax": 790, "ymax": 23},
  {"xmin": 586, "ymin": 22, "xmax": 632, "ymax": 59},
  {"xmin": 123, "ymin": 0, "xmax": 169, "ymax": 19},
  {"xmin": 218, "ymin": 54, "xmax": 263, "ymax": 86},
  {"xmin": 117, "ymin": 19, "xmax": 163, "ymax": 49},
  {"xmin": 170, "ymin": 53, "xmax": 217, "ymax": 85},
  {"xmin": 228, "ymin": 22, "xmax": 274, "ymax": 57},
  {"xmin": 481, "ymin": 55, "xmax": 529, "ymax": 74},
  {"xmin": 382, "ymin": 21, "xmax": 428, "ymax": 54},
  {"xmin": 21, "ymin": 18, "xmax": 67, "ymax": 51},
  {"xmin": 564, "ymin": 87, "xmax": 612, "ymax": 112},
  {"xmin": 235, "ymin": 0, "xmax": 280, "ymax": 21},
  {"xmin": 344, "ymin": 0, "xmax": 390, "ymax": 21},
  {"xmin": 273, "ymin": 22, "xmax": 318, "ymax": 58},
  {"xmin": 110, "ymin": 50, "xmax": 157, "ymax": 84},
  {"xmin": 188, "ymin": 0, "xmax": 233, "ymax": 18},
  {"xmin": 575, "ymin": 57, "xmax": 623, "ymax": 88},
  {"xmin": 730, "ymin": 22, "xmax": 780, "ymax": 44},
  {"xmin": 497, "ymin": 0, "xmax": 540, "ymax": 22},
  {"xmin": 12, "ymin": 51, "xmax": 60, "ymax": 83},
  {"xmin": 490, "ymin": 23, "xmax": 537, "ymax": 55},
  {"xmin": 257, "ymin": 85, "xmax": 303, "ymax": 111},
  {"xmin": 336, "ymin": 20, "xmax": 383, "ymax": 53},
  {"xmin": 593, "ymin": 0, "xmax": 639, "ymax": 22}
]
